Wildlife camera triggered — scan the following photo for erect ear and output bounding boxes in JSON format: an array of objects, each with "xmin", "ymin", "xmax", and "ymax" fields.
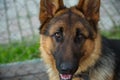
[
  {"xmin": 39, "ymin": 0, "xmax": 64, "ymax": 24},
  {"xmin": 76, "ymin": 0, "xmax": 100, "ymax": 27}
]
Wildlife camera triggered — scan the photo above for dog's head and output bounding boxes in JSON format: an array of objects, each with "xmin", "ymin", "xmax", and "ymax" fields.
[{"xmin": 39, "ymin": 0, "xmax": 100, "ymax": 80}]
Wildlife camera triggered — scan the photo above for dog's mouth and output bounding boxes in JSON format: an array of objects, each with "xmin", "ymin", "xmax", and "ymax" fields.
[{"xmin": 60, "ymin": 74, "xmax": 73, "ymax": 80}]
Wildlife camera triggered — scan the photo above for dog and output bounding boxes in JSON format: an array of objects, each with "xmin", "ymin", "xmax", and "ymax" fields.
[{"xmin": 39, "ymin": 0, "xmax": 120, "ymax": 80}]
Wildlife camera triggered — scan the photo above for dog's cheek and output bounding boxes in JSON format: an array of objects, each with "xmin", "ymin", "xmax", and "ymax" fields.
[
  {"xmin": 80, "ymin": 39, "xmax": 95, "ymax": 61},
  {"xmin": 41, "ymin": 35, "xmax": 56, "ymax": 55},
  {"xmin": 40, "ymin": 35, "xmax": 58, "ymax": 68},
  {"xmin": 48, "ymin": 37, "xmax": 56, "ymax": 54}
]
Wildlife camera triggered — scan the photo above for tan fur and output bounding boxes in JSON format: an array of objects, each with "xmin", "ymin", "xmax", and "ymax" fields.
[
  {"xmin": 40, "ymin": 35, "xmax": 59, "ymax": 80},
  {"xmin": 40, "ymin": 23, "xmax": 101, "ymax": 80},
  {"xmin": 75, "ymin": 33, "xmax": 101, "ymax": 74},
  {"xmin": 39, "ymin": 0, "xmax": 114, "ymax": 80},
  {"xmin": 40, "ymin": 32, "xmax": 101, "ymax": 80}
]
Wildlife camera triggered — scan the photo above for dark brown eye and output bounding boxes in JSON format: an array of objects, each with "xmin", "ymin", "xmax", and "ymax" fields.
[
  {"xmin": 54, "ymin": 32, "xmax": 63, "ymax": 42},
  {"xmin": 77, "ymin": 34, "xmax": 83, "ymax": 39},
  {"xmin": 55, "ymin": 32, "xmax": 61, "ymax": 38},
  {"xmin": 75, "ymin": 29, "xmax": 84, "ymax": 43},
  {"xmin": 75, "ymin": 33, "xmax": 84, "ymax": 43}
]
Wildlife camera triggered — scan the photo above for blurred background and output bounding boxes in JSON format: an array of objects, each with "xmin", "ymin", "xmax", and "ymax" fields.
[
  {"xmin": 0, "ymin": 0, "xmax": 120, "ymax": 64},
  {"xmin": 0, "ymin": 0, "xmax": 120, "ymax": 80},
  {"xmin": 0, "ymin": 0, "xmax": 40, "ymax": 64}
]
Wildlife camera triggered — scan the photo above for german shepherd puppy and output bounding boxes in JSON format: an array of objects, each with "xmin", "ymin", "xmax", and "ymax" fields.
[{"xmin": 39, "ymin": 0, "xmax": 120, "ymax": 80}]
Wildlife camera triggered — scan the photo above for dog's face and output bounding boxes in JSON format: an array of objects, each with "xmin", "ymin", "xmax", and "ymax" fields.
[{"xmin": 39, "ymin": 0, "xmax": 100, "ymax": 80}]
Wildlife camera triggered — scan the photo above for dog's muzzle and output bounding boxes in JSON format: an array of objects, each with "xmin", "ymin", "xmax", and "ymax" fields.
[{"xmin": 58, "ymin": 62, "xmax": 78, "ymax": 80}]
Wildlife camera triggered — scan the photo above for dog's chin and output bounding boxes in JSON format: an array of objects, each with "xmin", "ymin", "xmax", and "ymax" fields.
[{"xmin": 59, "ymin": 74, "xmax": 73, "ymax": 80}]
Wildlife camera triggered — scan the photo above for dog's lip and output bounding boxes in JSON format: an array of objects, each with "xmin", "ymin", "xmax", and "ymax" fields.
[{"xmin": 60, "ymin": 74, "xmax": 72, "ymax": 80}]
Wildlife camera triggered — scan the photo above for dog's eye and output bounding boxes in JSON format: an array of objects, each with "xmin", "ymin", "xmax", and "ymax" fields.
[
  {"xmin": 75, "ymin": 33, "xmax": 84, "ymax": 43},
  {"xmin": 55, "ymin": 32, "xmax": 61, "ymax": 38},
  {"xmin": 75, "ymin": 29, "xmax": 85, "ymax": 43},
  {"xmin": 54, "ymin": 32, "xmax": 63, "ymax": 42}
]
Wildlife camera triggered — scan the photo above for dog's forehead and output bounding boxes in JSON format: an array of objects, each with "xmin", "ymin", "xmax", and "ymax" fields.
[
  {"xmin": 55, "ymin": 8, "xmax": 84, "ymax": 19},
  {"xmin": 50, "ymin": 8, "xmax": 85, "ymax": 26},
  {"xmin": 48, "ymin": 8, "xmax": 90, "ymax": 37}
]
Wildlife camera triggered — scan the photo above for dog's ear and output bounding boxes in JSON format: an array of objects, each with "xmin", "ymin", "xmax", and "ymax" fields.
[
  {"xmin": 39, "ymin": 0, "xmax": 64, "ymax": 24},
  {"xmin": 76, "ymin": 0, "xmax": 100, "ymax": 27}
]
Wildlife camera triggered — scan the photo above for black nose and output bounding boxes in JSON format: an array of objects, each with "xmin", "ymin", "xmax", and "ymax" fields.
[{"xmin": 60, "ymin": 62, "xmax": 74, "ymax": 74}]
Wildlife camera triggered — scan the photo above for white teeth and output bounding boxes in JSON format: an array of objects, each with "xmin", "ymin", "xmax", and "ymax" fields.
[{"xmin": 60, "ymin": 74, "xmax": 72, "ymax": 80}]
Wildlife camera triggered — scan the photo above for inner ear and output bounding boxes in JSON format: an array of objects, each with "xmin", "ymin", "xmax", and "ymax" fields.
[
  {"xmin": 39, "ymin": 0, "xmax": 64, "ymax": 24},
  {"xmin": 45, "ymin": 1, "xmax": 56, "ymax": 17},
  {"xmin": 76, "ymin": 0, "xmax": 100, "ymax": 27}
]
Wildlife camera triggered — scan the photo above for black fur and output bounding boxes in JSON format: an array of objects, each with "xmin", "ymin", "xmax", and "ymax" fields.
[{"xmin": 101, "ymin": 37, "xmax": 120, "ymax": 80}]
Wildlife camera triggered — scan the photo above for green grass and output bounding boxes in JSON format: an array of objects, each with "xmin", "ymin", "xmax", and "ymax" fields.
[
  {"xmin": 101, "ymin": 31, "xmax": 120, "ymax": 39},
  {"xmin": 0, "ymin": 40, "xmax": 40, "ymax": 64},
  {"xmin": 101, "ymin": 27, "xmax": 120, "ymax": 39}
]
